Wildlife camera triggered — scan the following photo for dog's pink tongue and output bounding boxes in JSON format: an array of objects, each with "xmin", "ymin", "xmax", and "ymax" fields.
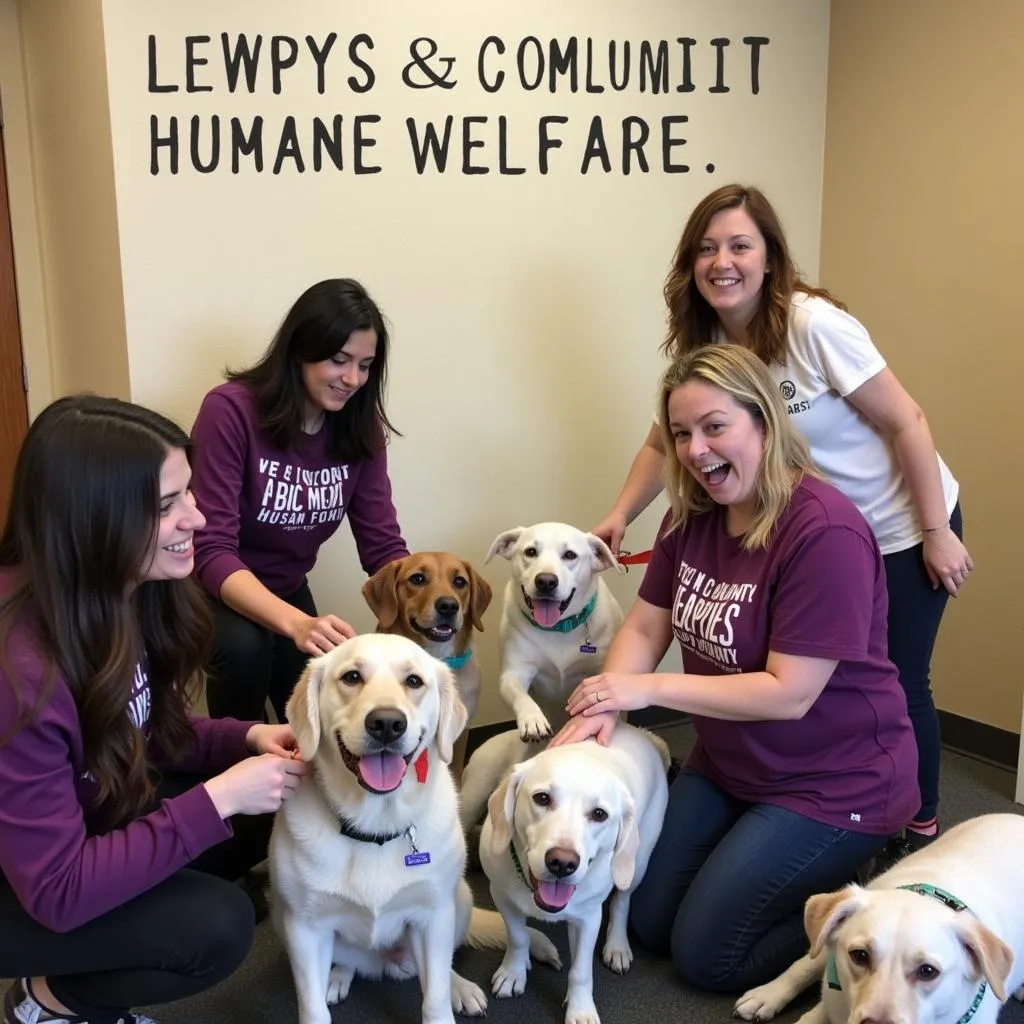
[
  {"xmin": 358, "ymin": 752, "xmax": 406, "ymax": 792},
  {"xmin": 532, "ymin": 599, "xmax": 562, "ymax": 627},
  {"xmin": 536, "ymin": 880, "xmax": 575, "ymax": 909}
]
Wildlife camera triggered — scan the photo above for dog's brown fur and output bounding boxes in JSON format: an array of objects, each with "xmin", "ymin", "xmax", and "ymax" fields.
[{"xmin": 362, "ymin": 552, "xmax": 492, "ymax": 783}]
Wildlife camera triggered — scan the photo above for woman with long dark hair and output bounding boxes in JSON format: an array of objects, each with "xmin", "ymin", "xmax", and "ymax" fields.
[
  {"xmin": 0, "ymin": 395, "xmax": 307, "ymax": 1024},
  {"xmin": 190, "ymin": 278, "xmax": 409, "ymax": 723}
]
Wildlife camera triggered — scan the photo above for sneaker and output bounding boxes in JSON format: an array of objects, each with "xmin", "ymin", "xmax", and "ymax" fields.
[
  {"xmin": 3, "ymin": 979, "xmax": 157, "ymax": 1024},
  {"xmin": 869, "ymin": 827, "xmax": 939, "ymax": 879}
]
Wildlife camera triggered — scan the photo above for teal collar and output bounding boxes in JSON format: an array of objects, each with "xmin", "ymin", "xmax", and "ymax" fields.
[
  {"xmin": 521, "ymin": 592, "xmax": 598, "ymax": 634},
  {"xmin": 825, "ymin": 883, "xmax": 986, "ymax": 1024},
  {"xmin": 443, "ymin": 649, "xmax": 472, "ymax": 671}
]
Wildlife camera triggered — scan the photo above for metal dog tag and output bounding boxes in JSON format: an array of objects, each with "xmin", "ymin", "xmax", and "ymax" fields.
[
  {"xmin": 404, "ymin": 851, "xmax": 431, "ymax": 867},
  {"xmin": 579, "ymin": 644, "xmax": 597, "ymax": 654}
]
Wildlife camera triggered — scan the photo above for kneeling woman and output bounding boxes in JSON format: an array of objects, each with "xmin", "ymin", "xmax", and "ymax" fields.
[{"xmin": 552, "ymin": 344, "xmax": 918, "ymax": 993}]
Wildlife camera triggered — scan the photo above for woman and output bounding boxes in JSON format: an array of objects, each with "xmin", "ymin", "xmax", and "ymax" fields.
[
  {"xmin": 190, "ymin": 278, "xmax": 409, "ymax": 723},
  {"xmin": 593, "ymin": 184, "xmax": 969, "ymax": 857},
  {"xmin": 555, "ymin": 344, "xmax": 919, "ymax": 993},
  {"xmin": 0, "ymin": 395, "xmax": 307, "ymax": 1024}
]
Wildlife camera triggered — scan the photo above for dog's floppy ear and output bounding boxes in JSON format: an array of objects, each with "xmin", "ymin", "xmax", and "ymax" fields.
[
  {"xmin": 485, "ymin": 528, "xmax": 524, "ymax": 564},
  {"xmin": 487, "ymin": 763, "xmax": 525, "ymax": 854},
  {"xmin": 285, "ymin": 654, "xmax": 328, "ymax": 760},
  {"xmin": 956, "ymin": 918, "xmax": 1014, "ymax": 1003},
  {"xmin": 434, "ymin": 660, "xmax": 469, "ymax": 765},
  {"xmin": 804, "ymin": 885, "xmax": 866, "ymax": 957},
  {"xmin": 466, "ymin": 562, "xmax": 493, "ymax": 632},
  {"xmin": 611, "ymin": 788, "xmax": 639, "ymax": 890},
  {"xmin": 362, "ymin": 557, "xmax": 406, "ymax": 630},
  {"xmin": 587, "ymin": 532, "xmax": 625, "ymax": 575}
]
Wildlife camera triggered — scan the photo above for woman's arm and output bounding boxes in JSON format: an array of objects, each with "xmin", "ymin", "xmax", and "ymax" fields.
[
  {"xmin": 592, "ymin": 422, "xmax": 668, "ymax": 556},
  {"xmin": 845, "ymin": 368, "xmax": 973, "ymax": 594},
  {"xmin": 345, "ymin": 447, "xmax": 409, "ymax": 574}
]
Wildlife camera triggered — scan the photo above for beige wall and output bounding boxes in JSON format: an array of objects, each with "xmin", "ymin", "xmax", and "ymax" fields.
[
  {"xmin": 16, "ymin": 0, "xmax": 129, "ymax": 400},
  {"xmin": 821, "ymin": 1, "xmax": 1023, "ymax": 730}
]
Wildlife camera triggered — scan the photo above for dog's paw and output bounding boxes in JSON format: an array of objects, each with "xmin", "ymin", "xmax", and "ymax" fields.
[
  {"xmin": 527, "ymin": 926, "xmax": 562, "ymax": 969},
  {"xmin": 492, "ymin": 960, "xmax": 529, "ymax": 998},
  {"xmin": 602, "ymin": 938, "xmax": 633, "ymax": 974},
  {"xmin": 326, "ymin": 964, "xmax": 355, "ymax": 1004},
  {"xmin": 517, "ymin": 713, "xmax": 553, "ymax": 743},
  {"xmin": 451, "ymin": 971, "xmax": 488, "ymax": 1017},
  {"xmin": 733, "ymin": 979, "xmax": 793, "ymax": 1022},
  {"xmin": 565, "ymin": 1001, "xmax": 601, "ymax": 1024}
]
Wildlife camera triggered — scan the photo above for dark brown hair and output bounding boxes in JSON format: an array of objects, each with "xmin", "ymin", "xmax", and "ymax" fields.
[{"xmin": 0, "ymin": 395, "xmax": 211, "ymax": 828}]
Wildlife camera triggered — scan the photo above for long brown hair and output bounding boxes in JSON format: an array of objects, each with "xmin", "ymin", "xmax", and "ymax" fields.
[
  {"xmin": 0, "ymin": 396, "xmax": 211, "ymax": 828},
  {"xmin": 662, "ymin": 184, "xmax": 846, "ymax": 365}
]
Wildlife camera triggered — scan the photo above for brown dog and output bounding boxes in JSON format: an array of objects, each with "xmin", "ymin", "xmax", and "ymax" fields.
[{"xmin": 362, "ymin": 552, "xmax": 492, "ymax": 783}]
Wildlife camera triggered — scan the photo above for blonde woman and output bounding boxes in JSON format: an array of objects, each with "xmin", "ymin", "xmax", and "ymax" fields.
[{"xmin": 553, "ymin": 344, "xmax": 918, "ymax": 993}]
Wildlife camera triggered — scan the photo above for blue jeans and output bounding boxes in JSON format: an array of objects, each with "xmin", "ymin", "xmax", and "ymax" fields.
[
  {"xmin": 882, "ymin": 502, "xmax": 962, "ymax": 824},
  {"xmin": 628, "ymin": 769, "xmax": 887, "ymax": 994}
]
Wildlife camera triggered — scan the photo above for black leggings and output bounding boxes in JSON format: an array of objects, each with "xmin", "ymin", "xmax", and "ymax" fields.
[
  {"xmin": 204, "ymin": 582, "xmax": 317, "ymax": 723},
  {"xmin": 0, "ymin": 774, "xmax": 272, "ymax": 1023}
]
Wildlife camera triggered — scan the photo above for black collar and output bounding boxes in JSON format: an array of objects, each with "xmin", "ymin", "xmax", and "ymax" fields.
[{"xmin": 338, "ymin": 818, "xmax": 404, "ymax": 845}]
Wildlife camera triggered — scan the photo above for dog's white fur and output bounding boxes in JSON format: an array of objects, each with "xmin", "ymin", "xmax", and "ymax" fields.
[
  {"xmin": 484, "ymin": 522, "xmax": 624, "ymax": 744},
  {"xmin": 270, "ymin": 634, "xmax": 561, "ymax": 1024},
  {"xmin": 734, "ymin": 814, "xmax": 1024, "ymax": 1024},
  {"xmin": 479, "ymin": 724, "xmax": 670, "ymax": 1024}
]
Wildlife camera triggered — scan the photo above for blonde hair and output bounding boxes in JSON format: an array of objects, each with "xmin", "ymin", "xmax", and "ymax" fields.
[{"xmin": 658, "ymin": 344, "xmax": 819, "ymax": 550}]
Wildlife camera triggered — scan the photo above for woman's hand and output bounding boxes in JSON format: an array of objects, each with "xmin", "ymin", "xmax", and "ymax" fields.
[
  {"xmin": 591, "ymin": 509, "xmax": 628, "ymax": 559},
  {"xmin": 203, "ymin": 753, "xmax": 309, "ymax": 818},
  {"xmin": 565, "ymin": 672, "xmax": 654, "ymax": 718},
  {"xmin": 246, "ymin": 723, "xmax": 300, "ymax": 759},
  {"xmin": 549, "ymin": 711, "xmax": 620, "ymax": 747},
  {"xmin": 290, "ymin": 613, "xmax": 357, "ymax": 655},
  {"xmin": 921, "ymin": 527, "xmax": 974, "ymax": 596}
]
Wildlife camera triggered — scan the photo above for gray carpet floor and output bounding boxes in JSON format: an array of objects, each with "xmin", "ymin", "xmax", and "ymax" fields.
[{"xmin": 144, "ymin": 721, "xmax": 1024, "ymax": 1024}]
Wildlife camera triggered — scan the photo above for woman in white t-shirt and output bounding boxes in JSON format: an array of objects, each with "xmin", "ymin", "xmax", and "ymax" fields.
[{"xmin": 593, "ymin": 183, "xmax": 971, "ymax": 863}]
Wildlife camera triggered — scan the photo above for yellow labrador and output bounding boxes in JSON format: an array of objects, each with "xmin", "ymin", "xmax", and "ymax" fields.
[
  {"xmin": 479, "ymin": 724, "xmax": 669, "ymax": 1024},
  {"xmin": 735, "ymin": 814, "xmax": 1024, "ymax": 1024},
  {"xmin": 269, "ymin": 634, "xmax": 560, "ymax": 1024}
]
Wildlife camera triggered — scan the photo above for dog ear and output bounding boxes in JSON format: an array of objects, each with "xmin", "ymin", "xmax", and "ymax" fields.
[
  {"xmin": 285, "ymin": 654, "xmax": 328, "ymax": 760},
  {"xmin": 467, "ymin": 563, "xmax": 493, "ymax": 631},
  {"xmin": 487, "ymin": 764, "xmax": 525, "ymax": 854},
  {"xmin": 611, "ymin": 788, "xmax": 639, "ymax": 890},
  {"xmin": 956, "ymin": 918, "xmax": 1013, "ymax": 1003},
  {"xmin": 485, "ymin": 528, "xmax": 524, "ymax": 564},
  {"xmin": 434, "ymin": 661, "xmax": 469, "ymax": 765},
  {"xmin": 586, "ymin": 532, "xmax": 626, "ymax": 575},
  {"xmin": 362, "ymin": 558, "xmax": 405, "ymax": 630},
  {"xmin": 804, "ymin": 885, "xmax": 865, "ymax": 957}
]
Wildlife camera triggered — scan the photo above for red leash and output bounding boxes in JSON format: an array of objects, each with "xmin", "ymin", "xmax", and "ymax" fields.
[{"xmin": 618, "ymin": 549, "xmax": 652, "ymax": 568}]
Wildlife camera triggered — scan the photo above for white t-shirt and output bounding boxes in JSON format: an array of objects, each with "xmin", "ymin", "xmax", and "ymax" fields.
[
  {"xmin": 655, "ymin": 293, "xmax": 959, "ymax": 555},
  {"xmin": 772, "ymin": 293, "xmax": 957, "ymax": 555}
]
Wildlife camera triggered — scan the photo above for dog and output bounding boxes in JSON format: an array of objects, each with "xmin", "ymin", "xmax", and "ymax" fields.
[
  {"xmin": 484, "ymin": 522, "xmax": 624, "ymax": 744},
  {"xmin": 479, "ymin": 724, "xmax": 670, "ymax": 1024},
  {"xmin": 734, "ymin": 813, "xmax": 1024, "ymax": 1024},
  {"xmin": 269, "ymin": 633, "xmax": 561, "ymax": 1024},
  {"xmin": 362, "ymin": 551, "xmax": 492, "ymax": 783}
]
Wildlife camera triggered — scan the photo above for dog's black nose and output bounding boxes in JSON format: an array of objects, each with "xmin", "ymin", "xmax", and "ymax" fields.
[
  {"xmin": 435, "ymin": 596, "xmax": 459, "ymax": 618},
  {"xmin": 364, "ymin": 707, "xmax": 407, "ymax": 744},
  {"xmin": 534, "ymin": 573, "xmax": 558, "ymax": 595},
  {"xmin": 544, "ymin": 847, "xmax": 579, "ymax": 878}
]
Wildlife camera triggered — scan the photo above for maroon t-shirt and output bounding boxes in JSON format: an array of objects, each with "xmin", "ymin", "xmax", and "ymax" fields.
[{"xmin": 638, "ymin": 476, "xmax": 918, "ymax": 835}]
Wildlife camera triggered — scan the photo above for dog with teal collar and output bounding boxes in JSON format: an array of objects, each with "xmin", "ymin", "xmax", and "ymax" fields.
[{"xmin": 735, "ymin": 814, "xmax": 1024, "ymax": 1024}]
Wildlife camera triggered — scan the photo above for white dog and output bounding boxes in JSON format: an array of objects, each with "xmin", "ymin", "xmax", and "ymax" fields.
[
  {"xmin": 485, "ymin": 522, "xmax": 624, "ymax": 744},
  {"xmin": 479, "ymin": 725, "xmax": 670, "ymax": 1024},
  {"xmin": 270, "ymin": 634, "xmax": 561, "ymax": 1024},
  {"xmin": 734, "ymin": 813, "xmax": 1024, "ymax": 1024}
]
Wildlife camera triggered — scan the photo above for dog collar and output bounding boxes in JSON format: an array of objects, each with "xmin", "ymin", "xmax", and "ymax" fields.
[
  {"xmin": 339, "ymin": 819, "xmax": 406, "ymax": 845},
  {"xmin": 825, "ymin": 883, "xmax": 987, "ymax": 1024},
  {"xmin": 522, "ymin": 592, "xmax": 598, "ymax": 634},
  {"xmin": 508, "ymin": 841, "xmax": 530, "ymax": 887},
  {"xmin": 443, "ymin": 649, "xmax": 473, "ymax": 671}
]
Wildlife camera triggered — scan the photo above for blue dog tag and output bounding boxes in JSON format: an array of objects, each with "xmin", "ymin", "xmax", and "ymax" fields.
[
  {"xmin": 405, "ymin": 851, "xmax": 431, "ymax": 867},
  {"xmin": 579, "ymin": 644, "xmax": 597, "ymax": 654}
]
